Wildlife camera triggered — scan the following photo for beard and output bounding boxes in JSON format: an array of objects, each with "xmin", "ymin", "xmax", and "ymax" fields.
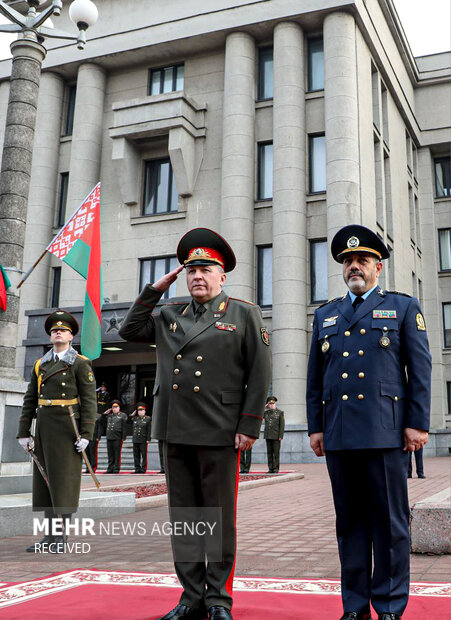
[{"xmin": 345, "ymin": 272, "xmax": 367, "ymax": 294}]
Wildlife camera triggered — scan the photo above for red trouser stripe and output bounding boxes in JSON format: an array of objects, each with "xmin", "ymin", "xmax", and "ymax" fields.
[{"xmin": 225, "ymin": 450, "xmax": 241, "ymax": 596}]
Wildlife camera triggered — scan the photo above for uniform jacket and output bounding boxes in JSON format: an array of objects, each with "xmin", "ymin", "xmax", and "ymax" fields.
[
  {"xmin": 106, "ymin": 412, "xmax": 128, "ymax": 440},
  {"xmin": 131, "ymin": 415, "xmax": 151, "ymax": 443},
  {"xmin": 97, "ymin": 389, "xmax": 110, "ymax": 414},
  {"xmin": 18, "ymin": 346, "xmax": 97, "ymax": 440},
  {"xmin": 119, "ymin": 286, "xmax": 271, "ymax": 446},
  {"xmin": 306, "ymin": 287, "xmax": 431, "ymax": 450},
  {"xmin": 263, "ymin": 408, "xmax": 285, "ymax": 440}
]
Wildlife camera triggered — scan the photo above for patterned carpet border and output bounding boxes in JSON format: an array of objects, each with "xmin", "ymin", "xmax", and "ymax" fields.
[{"xmin": 0, "ymin": 570, "xmax": 449, "ymax": 608}]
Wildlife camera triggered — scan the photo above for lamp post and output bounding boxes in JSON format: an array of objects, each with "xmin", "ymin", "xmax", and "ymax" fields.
[{"xmin": 0, "ymin": 0, "xmax": 98, "ymax": 380}]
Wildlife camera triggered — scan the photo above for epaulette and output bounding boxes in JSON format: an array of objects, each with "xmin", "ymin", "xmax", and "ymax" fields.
[
  {"xmin": 385, "ymin": 291, "xmax": 411, "ymax": 298},
  {"xmin": 77, "ymin": 354, "xmax": 89, "ymax": 360},
  {"xmin": 317, "ymin": 296, "xmax": 342, "ymax": 309},
  {"xmin": 229, "ymin": 297, "xmax": 255, "ymax": 306}
]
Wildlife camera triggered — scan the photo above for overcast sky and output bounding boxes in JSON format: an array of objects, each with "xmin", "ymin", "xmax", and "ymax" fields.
[{"xmin": 0, "ymin": 1, "xmax": 449, "ymax": 59}]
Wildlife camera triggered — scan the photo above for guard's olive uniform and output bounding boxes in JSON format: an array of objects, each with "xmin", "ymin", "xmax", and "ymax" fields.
[
  {"xmin": 131, "ymin": 415, "xmax": 151, "ymax": 473},
  {"xmin": 119, "ymin": 285, "xmax": 271, "ymax": 611},
  {"xmin": 18, "ymin": 346, "xmax": 97, "ymax": 513},
  {"xmin": 105, "ymin": 411, "xmax": 127, "ymax": 473},
  {"xmin": 263, "ymin": 407, "xmax": 285, "ymax": 473}
]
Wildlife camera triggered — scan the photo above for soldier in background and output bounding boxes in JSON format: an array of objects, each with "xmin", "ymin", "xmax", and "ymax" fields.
[
  {"xmin": 17, "ymin": 310, "xmax": 96, "ymax": 552},
  {"xmin": 105, "ymin": 399, "xmax": 127, "ymax": 474},
  {"xmin": 130, "ymin": 402, "xmax": 151, "ymax": 473},
  {"xmin": 263, "ymin": 396, "xmax": 285, "ymax": 474},
  {"xmin": 85, "ymin": 382, "xmax": 110, "ymax": 472},
  {"xmin": 408, "ymin": 447, "xmax": 425, "ymax": 478},
  {"xmin": 239, "ymin": 447, "xmax": 252, "ymax": 474}
]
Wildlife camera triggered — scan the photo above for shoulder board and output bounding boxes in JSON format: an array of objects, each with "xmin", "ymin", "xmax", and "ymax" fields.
[
  {"xmin": 229, "ymin": 297, "xmax": 255, "ymax": 306},
  {"xmin": 77, "ymin": 354, "xmax": 90, "ymax": 360},
  {"xmin": 317, "ymin": 296, "xmax": 342, "ymax": 309},
  {"xmin": 385, "ymin": 291, "xmax": 411, "ymax": 298}
]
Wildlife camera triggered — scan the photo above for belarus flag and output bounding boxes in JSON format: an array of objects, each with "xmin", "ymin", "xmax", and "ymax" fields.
[
  {"xmin": 47, "ymin": 183, "xmax": 103, "ymax": 360},
  {"xmin": 0, "ymin": 264, "xmax": 11, "ymax": 312}
]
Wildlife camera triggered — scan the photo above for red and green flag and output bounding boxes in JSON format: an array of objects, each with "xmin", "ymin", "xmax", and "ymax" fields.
[
  {"xmin": 47, "ymin": 183, "xmax": 103, "ymax": 359},
  {"xmin": 0, "ymin": 264, "xmax": 11, "ymax": 312}
]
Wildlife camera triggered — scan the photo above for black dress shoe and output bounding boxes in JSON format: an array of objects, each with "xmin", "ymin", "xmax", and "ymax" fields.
[
  {"xmin": 418, "ymin": 473, "xmax": 426, "ymax": 478},
  {"xmin": 209, "ymin": 607, "xmax": 232, "ymax": 619},
  {"xmin": 49, "ymin": 535, "xmax": 67, "ymax": 554},
  {"xmin": 158, "ymin": 603, "xmax": 207, "ymax": 619},
  {"xmin": 26, "ymin": 535, "xmax": 53, "ymax": 552},
  {"xmin": 340, "ymin": 612, "xmax": 372, "ymax": 620},
  {"xmin": 378, "ymin": 614, "xmax": 401, "ymax": 620}
]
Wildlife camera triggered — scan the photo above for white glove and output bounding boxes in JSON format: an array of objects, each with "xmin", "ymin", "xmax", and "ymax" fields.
[
  {"xmin": 18, "ymin": 437, "xmax": 31, "ymax": 451},
  {"xmin": 75, "ymin": 438, "xmax": 89, "ymax": 452}
]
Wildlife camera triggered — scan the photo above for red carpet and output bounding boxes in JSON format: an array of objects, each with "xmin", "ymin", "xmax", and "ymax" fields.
[{"xmin": 0, "ymin": 571, "xmax": 449, "ymax": 619}]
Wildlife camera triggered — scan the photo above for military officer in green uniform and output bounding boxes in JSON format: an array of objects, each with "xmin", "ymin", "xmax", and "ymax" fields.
[
  {"xmin": 105, "ymin": 399, "xmax": 127, "ymax": 473},
  {"xmin": 263, "ymin": 396, "xmax": 285, "ymax": 473},
  {"xmin": 119, "ymin": 228, "xmax": 271, "ymax": 620},
  {"xmin": 17, "ymin": 310, "xmax": 97, "ymax": 552},
  {"xmin": 239, "ymin": 447, "xmax": 252, "ymax": 474},
  {"xmin": 85, "ymin": 382, "xmax": 110, "ymax": 471},
  {"xmin": 130, "ymin": 402, "xmax": 151, "ymax": 473}
]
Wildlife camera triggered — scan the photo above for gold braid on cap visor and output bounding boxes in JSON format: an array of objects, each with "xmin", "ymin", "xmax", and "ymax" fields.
[{"xmin": 338, "ymin": 247, "xmax": 382, "ymax": 260}]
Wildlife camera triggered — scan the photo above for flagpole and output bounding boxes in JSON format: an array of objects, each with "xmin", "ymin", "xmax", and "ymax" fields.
[{"xmin": 16, "ymin": 249, "xmax": 48, "ymax": 289}]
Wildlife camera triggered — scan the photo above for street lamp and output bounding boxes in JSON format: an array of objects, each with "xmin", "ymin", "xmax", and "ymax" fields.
[{"xmin": 0, "ymin": 0, "xmax": 99, "ymax": 380}]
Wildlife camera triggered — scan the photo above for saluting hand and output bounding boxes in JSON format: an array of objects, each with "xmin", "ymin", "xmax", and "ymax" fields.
[
  {"xmin": 153, "ymin": 265, "xmax": 185, "ymax": 292},
  {"xmin": 403, "ymin": 428, "xmax": 428, "ymax": 452}
]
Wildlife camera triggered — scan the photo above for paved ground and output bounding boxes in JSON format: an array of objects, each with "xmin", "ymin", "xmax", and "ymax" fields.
[{"xmin": 0, "ymin": 457, "xmax": 449, "ymax": 584}]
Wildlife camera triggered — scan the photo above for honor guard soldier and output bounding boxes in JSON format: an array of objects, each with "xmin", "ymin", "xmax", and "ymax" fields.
[
  {"xmin": 119, "ymin": 228, "xmax": 271, "ymax": 620},
  {"xmin": 307, "ymin": 225, "xmax": 431, "ymax": 620},
  {"xmin": 17, "ymin": 310, "xmax": 97, "ymax": 552},
  {"xmin": 130, "ymin": 402, "xmax": 151, "ymax": 473},
  {"xmin": 105, "ymin": 399, "xmax": 127, "ymax": 474},
  {"xmin": 263, "ymin": 396, "xmax": 285, "ymax": 474}
]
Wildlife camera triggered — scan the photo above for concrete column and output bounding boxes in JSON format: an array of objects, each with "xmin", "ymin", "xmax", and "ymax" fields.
[
  {"xmin": 417, "ymin": 147, "xmax": 446, "ymax": 430},
  {"xmin": 60, "ymin": 63, "xmax": 106, "ymax": 306},
  {"xmin": 272, "ymin": 22, "xmax": 307, "ymax": 424},
  {"xmin": 16, "ymin": 72, "xmax": 65, "ymax": 372},
  {"xmin": 220, "ymin": 32, "xmax": 255, "ymax": 300},
  {"xmin": 324, "ymin": 12, "xmax": 361, "ymax": 297}
]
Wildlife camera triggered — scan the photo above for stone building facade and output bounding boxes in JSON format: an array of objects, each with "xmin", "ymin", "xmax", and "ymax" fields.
[{"xmin": 0, "ymin": 0, "xmax": 449, "ymax": 462}]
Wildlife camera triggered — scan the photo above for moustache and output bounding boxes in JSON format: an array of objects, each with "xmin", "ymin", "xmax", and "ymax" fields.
[{"xmin": 347, "ymin": 271, "xmax": 364, "ymax": 280}]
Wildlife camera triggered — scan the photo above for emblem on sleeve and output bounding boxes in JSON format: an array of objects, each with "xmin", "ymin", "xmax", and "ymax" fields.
[
  {"xmin": 260, "ymin": 327, "xmax": 270, "ymax": 346},
  {"xmin": 416, "ymin": 313, "xmax": 426, "ymax": 331},
  {"xmin": 88, "ymin": 371, "xmax": 94, "ymax": 382}
]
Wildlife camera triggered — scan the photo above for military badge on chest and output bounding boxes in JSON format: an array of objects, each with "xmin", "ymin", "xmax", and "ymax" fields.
[
  {"xmin": 169, "ymin": 322, "xmax": 178, "ymax": 333},
  {"xmin": 321, "ymin": 335, "xmax": 330, "ymax": 353}
]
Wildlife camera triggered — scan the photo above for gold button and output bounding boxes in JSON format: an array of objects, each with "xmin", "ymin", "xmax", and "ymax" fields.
[
  {"xmin": 195, "ymin": 371, "xmax": 201, "ymax": 377},
  {"xmin": 322, "ymin": 400, "xmax": 326, "ymax": 405},
  {"xmin": 358, "ymin": 394, "xmax": 364, "ymax": 400},
  {"xmin": 343, "ymin": 352, "xmax": 349, "ymax": 357},
  {"xmin": 194, "ymin": 386, "xmax": 200, "ymax": 392},
  {"xmin": 196, "ymin": 356, "xmax": 203, "ymax": 362},
  {"xmin": 172, "ymin": 384, "xmax": 179, "ymax": 390},
  {"xmin": 344, "ymin": 331, "xmax": 350, "ymax": 337},
  {"xmin": 358, "ymin": 372, "xmax": 365, "ymax": 378},
  {"xmin": 176, "ymin": 354, "xmax": 182, "ymax": 360},
  {"xmin": 174, "ymin": 369, "xmax": 180, "ymax": 375},
  {"xmin": 62, "ymin": 382, "xmax": 66, "ymax": 386},
  {"xmin": 358, "ymin": 350, "xmax": 364, "ymax": 356},
  {"xmin": 342, "ymin": 373, "xmax": 348, "ymax": 379},
  {"xmin": 360, "ymin": 329, "xmax": 366, "ymax": 335},
  {"xmin": 342, "ymin": 395, "xmax": 348, "ymax": 401},
  {"xmin": 62, "ymin": 373, "xmax": 66, "ymax": 376},
  {"xmin": 394, "ymin": 396, "xmax": 399, "ymax": 401},
  {"xmin": 39, "ymin": 405, "xmax": 42, "ymax": 408},
  {"xmin": 383, "ymin": 326, "xmax": 388, "ymax": 332},
  {"xmin": 62, "ymin": 393, "xmax": 65, "ymax": 396}
]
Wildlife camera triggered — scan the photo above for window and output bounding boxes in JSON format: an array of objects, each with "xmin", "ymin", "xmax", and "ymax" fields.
[
  {"xmin": 57, "ymin": 172, "xmax": 69, "ymax": 227},
  {"xmin": 143, "ymin": 159, "xmax": 178, "ymax": 215},
  {"xmin": 435, "ymin": 157, "xmax": 451, "ymax": 197},
  {"xmin": 257, "ymin": 142, "xmax": 273, "ymax": 200},
  {"xmin": 51, "ymin": 267, "xmax": 61, "ymax": 308},
  {"xmin": 149, "ymin": 64, "xmax": 184, "ymax": 95},
  {"xmin": 140, "ymin": 256, "xmax": 178, "ymax": 298},
  {"xmin": 310, "ymin": 240, "xmax": 328, "ymax": 303},
  {"xmin": 64, "ymin": 84, "xmax": 76, "ymax": 136},
  {"xmin": 308, "ymin": 38, "xmax": 324, "ymax": 91},
  {"xmin": 439, "ymin": 229, "xmax": 451, "ymax": 271},
  {"xmin": 257, "ymin": 47, "xmax": 273, "ymax": 101},
  {"xmin": 257, "ymin": 246, "xmax": 272, "ymax": 308},
  {"xmin": 444, "ymin": 303, "xmax": 451, "ymax": 348},
  {"xmin": 309, "ymin": 135, "xmax": 326, "ymax": 193}
]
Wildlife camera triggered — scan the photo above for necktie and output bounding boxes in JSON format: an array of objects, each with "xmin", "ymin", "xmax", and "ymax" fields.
[
  {"xmin": 352, "ymin": 296, "xmax": 364, "ymax": 311},
  {"xmin": 195, "ymin": 304, "xmax": 206, "ymax": 322},
  {"xmin": 54, "ymin": 354, "xmax": 59, "ymax": 362}
]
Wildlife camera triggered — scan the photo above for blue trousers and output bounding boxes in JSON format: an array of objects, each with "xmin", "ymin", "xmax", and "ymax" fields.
[{"xmin": 326, "ymin": 449, "xmax": 410, "ymax": 615}]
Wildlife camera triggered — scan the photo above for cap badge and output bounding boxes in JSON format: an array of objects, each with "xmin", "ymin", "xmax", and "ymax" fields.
[
  {"xmin": 57, "ymin": 321, "xmax": 63, "ymax": 326},
  {"xmin": 347, "ymin": 236, "xmax": 359, "ymax": 249},
  {"xmin": 190, "ymin": 248, "xmax": 211, "ymax": 259}
]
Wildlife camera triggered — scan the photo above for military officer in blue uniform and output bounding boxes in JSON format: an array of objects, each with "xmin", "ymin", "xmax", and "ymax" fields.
[
  {"xmin": 307, "ymin": 225, "xmax": 431, "ymax": 620},
  {"xmin": 119, "ymin": 228, "xmax": 271, "ymax": 620}
]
